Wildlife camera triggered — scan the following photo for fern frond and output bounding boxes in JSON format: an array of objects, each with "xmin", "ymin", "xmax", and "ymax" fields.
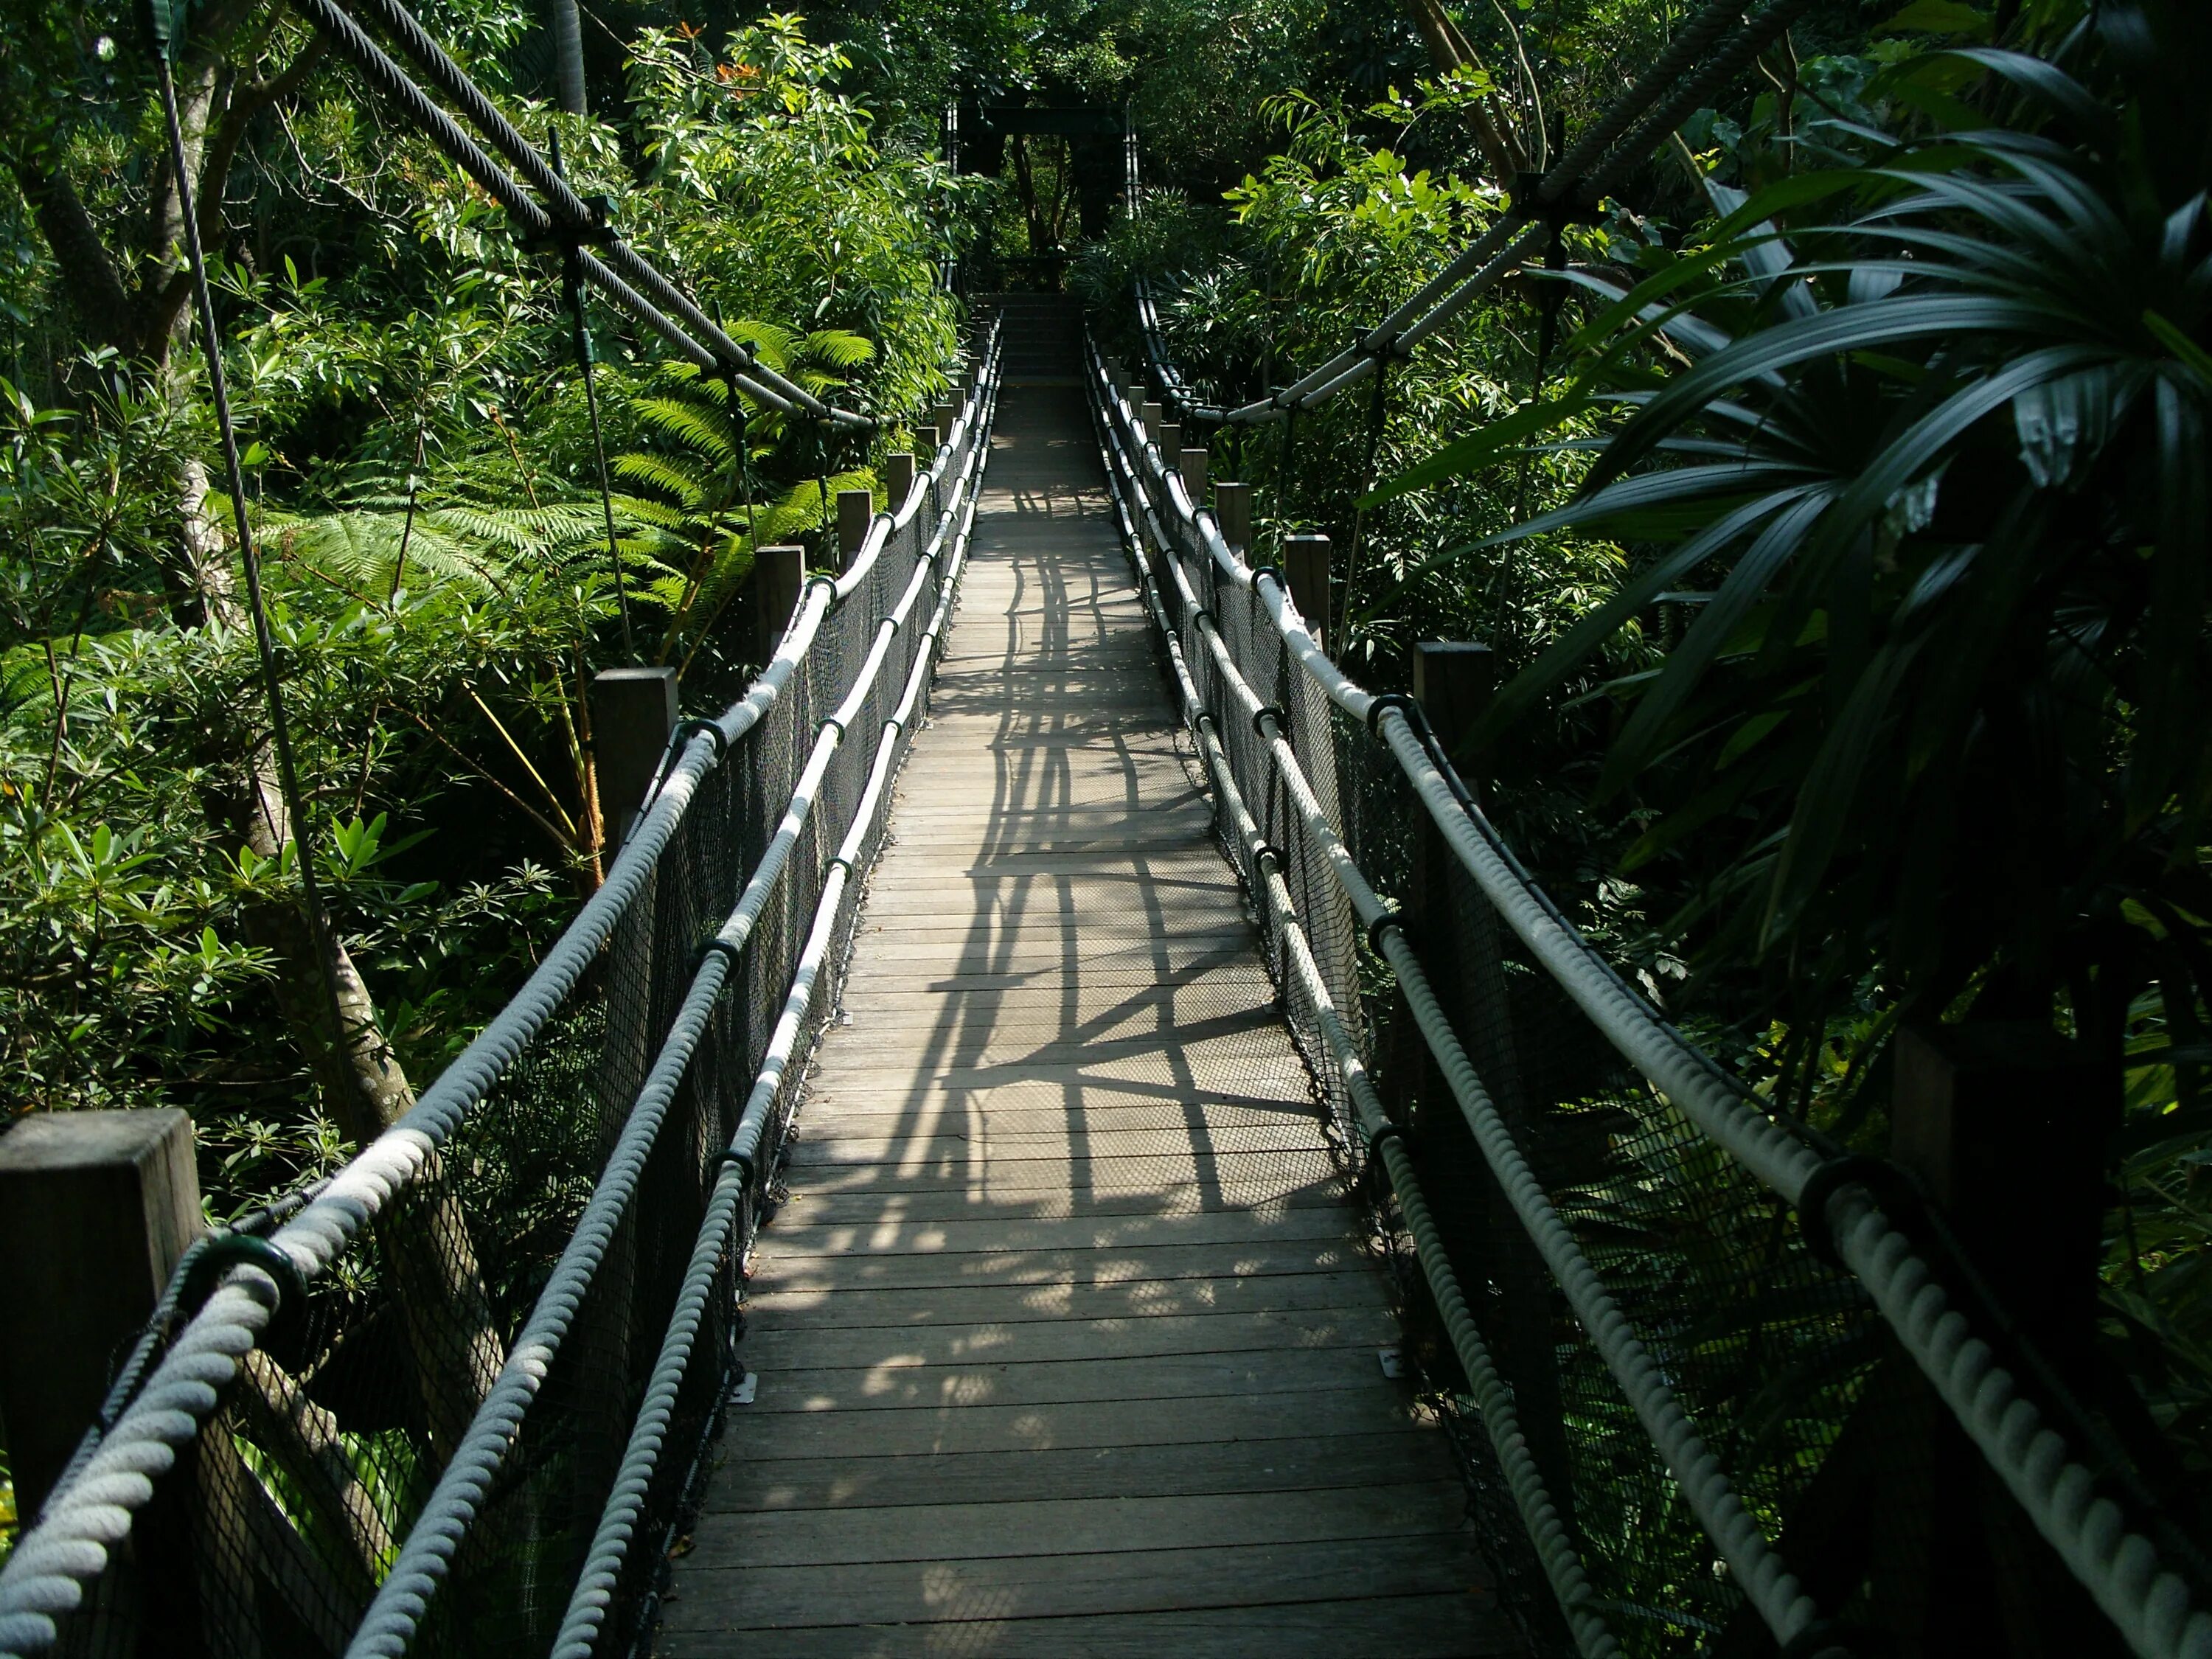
[
  {"xmin": 630, "ymin": 396, "xmax": 735, "ymax": 464},
  {"xmin": 611, "ymin": 453, "xmax": 712, "ymax": 511},
  {"xmin": 803, "ymin": 329, "xmax": 875, "ymax": 369}
]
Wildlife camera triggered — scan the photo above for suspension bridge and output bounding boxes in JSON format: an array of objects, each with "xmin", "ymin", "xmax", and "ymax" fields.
[{"xmin": 0, "ymin": 1, "xmax": 2206, "ymax": 1657}]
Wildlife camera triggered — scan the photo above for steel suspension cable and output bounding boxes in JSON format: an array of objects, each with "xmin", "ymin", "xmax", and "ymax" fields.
[
  {"xmin": 1143, "ymin": 0, "xmax": 1816, "ymax": 428},
  {"xmin": 554, "ymin": 138, "xmax": 636, "ymax": 661},
  {"xmin": 335, "ymin": 0, "xmax": 869, "ymax": 428}
]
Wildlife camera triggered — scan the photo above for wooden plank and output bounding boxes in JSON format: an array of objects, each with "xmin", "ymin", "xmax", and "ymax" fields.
[
  {"xmin": 716, "ymin": 1429, "xmax": 1449, "ymax": 1512},
  {"xmin": 739, "ymin": 1345, "xmax": 1397, "ymax": 1414},
  {"xmin": 787, "ymin": 1129, "xmax": 1330, "ymax": 1172},
  {"xmin": 662, "ymin": 1534, "xmax": 1481, "ymax": 1634},
  {"xmin": 764, "ymin": 1150, "xmax": 1344, "ymax": 1203},
  {"xmin": 747, "ymin": 1238, "xmax": 1374, "ymax": 1295},
  {"xmin": 745, "ymin": 1268, "xmax": 1385, "ymax": 1329},
  {"xmin": 806, "ymin": 1033, "xmax": 1304, "ymax": 1074},
  {"xmin": 714, "ymin": 1387, "xmax": 1425, "ymax": 1462},
  {"xmin": 688, "ymin": 1484, "xmax": 1470, "ymax": 1569},
  {"xmin": 662, "ymin": 1593, "xmax": 1507, "ymax": 1659},
  {"xmin": 773, "ymin": 1164, "xmax": 1345, "ymax": 1220},
  {"xmin": 759, "ymin": 1207, "xmax": 1356, "ymax": 1261},
  {"xmin": 740, "ymin": 1305, "xmax": 1398, "ymax": 1371},
  {"xmin": 792, "ymin": 1104, "xmax": 1336, "ymax": 1145}
]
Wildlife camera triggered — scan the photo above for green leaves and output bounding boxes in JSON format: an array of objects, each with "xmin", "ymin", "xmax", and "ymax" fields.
[{"xmin": 1372, "ymin": 24, "xmax": 2212, "ymax": 1130}]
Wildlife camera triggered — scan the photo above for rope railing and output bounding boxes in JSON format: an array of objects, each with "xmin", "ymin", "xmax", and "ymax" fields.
[
  {"xmin": 1092, "ymin": 338, "xmax": 1829, "ymax": 1656},
  {"xmin": 0, "ymin": 323, "xmax": 1001, "ymax": 1659},
  {"xmin": 1087, "ymin": 339, "xmax": 2212, "ymax": 1659},
  {"xmin": 1135, "ymin": 0, "xmax": 1815, "ymax": 428}
]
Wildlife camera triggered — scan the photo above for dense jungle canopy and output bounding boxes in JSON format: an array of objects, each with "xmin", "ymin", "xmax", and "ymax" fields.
[{"xmin": 2, "ymin": 0, "xmax": 2208, "ymax": 1558}]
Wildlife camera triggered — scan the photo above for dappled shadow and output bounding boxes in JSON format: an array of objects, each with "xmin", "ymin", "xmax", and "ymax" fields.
[{"xmin": 658, "ymin": 385, "xmax": 1497, "ymax": 1658}]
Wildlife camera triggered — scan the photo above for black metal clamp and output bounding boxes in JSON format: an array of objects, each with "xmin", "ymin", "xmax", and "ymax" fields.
[
  {"xmin": 1365, "ymin": 905, "xmax": 1406, "ymax": 958},
  {"xmin": 1510, "ymin": 175, "xmax": 1607, "ymax": 231},
  {"xmin": 181, "ymin": 1232, "xmax": 307, "ymax": 1324},
  {"xmin": 1366, "ymin": 1120, "xmax": 1414, "ymax": 1162},
  {"xmin": 672, "ymin": 717, "xmax": 728, "ymax": 763},
  {"xmin": 1795, "ymin": 1154, "xmax": 1920, "ymax": 1270},
  {"xmin": 1365, "ymin": 690, "xmax": 1419, "ymax": 737}
]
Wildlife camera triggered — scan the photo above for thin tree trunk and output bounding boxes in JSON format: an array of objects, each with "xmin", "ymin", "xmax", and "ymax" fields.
[{"xmin": 1400, "ymin": 0, "xmax": 1528, "ymax": 184}]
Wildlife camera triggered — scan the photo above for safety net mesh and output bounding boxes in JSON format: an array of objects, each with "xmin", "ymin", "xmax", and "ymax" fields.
[{"xmin": 30, "ymin": 337, "xmax": 1000, "ymax": 1659}]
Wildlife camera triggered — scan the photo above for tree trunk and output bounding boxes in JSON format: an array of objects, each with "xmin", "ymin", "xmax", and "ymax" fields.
[{"xmin": 1399, "ymin": 0, "xmax": 1528, "ymax": 184}]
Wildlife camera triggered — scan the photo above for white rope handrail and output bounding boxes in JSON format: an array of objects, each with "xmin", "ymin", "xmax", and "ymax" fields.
[
  {"xmin": 0, "ymin": 346, "xmax": 998, "ymax": 1659},
  {"xmin": 549, "ymin": 368, "xmax": 992, "ymax": 1658},
  {"xmin": 1093, "ymin": 337, "xmax": 2212, "ymax": 1659},
  {"xmin": 344, "ymin": 335, "xmax": 1000, "ymax": 1658}
]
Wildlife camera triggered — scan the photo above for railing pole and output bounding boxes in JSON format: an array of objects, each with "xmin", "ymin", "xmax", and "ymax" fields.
[
  {"xmin": 1282, "ymin": 532, "xmax": 1330, "ymax": 650},
  {"xmin": 837, "ymin": 487, "xmax": 874, "ymax": 574},
  {"xmin": 1214, "ymin": 481, "xmax": 1253, "ymax": 556},
  {"xmin": 755, "ymin": 543, "xmax": 806, "ymax": 657},
  {"xmin": 886, "ymin": 451, "xmax": 916, "ymax": 510},
  {"xmin": 0, "ymin": 1111, "xmax": 202, "ymax": 1519},
  {"xmin": 591, "ymin": 667, "xmax": 680, "ymax": 845}
]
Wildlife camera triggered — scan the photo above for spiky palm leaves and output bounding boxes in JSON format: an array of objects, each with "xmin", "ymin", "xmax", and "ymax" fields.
[{"xmin": 1379, "ymin": 23, "xmax": 2212, "ymax": 1063}]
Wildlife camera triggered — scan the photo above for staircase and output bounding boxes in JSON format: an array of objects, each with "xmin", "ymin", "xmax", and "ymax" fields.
[{"xmin": 973, "ymin": 293, "xmax": 1083, "ymax": 383}]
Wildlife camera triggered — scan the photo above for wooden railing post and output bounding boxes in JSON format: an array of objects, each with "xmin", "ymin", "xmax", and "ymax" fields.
[
  {"xmin": 1141, "ymin": 401, "xmax": 1164, "ymax": 445},
  {"xmin": 1282, "ymin": 532, "xmax": 1330, "ymax": 649},
  {"xmin": 1158, "ymin": 420, "xmax": 1181, "ymax": 462},
  {"xmin": 1180, "ymin": 449, "xmax": 1210, "ymax": 523},
  {"xmin": 1214, "ymin": 481, "xmax": 1253, "ymax": 555},
  {"xmin": 590, "ymin": 666, "xmax": 679, "ymax": 845},
  {"xmin": 837, "ymin": 487, "xmax": 874, "ymax": 574},
  {"xmin": 1407, "ymin": 640, "xmax": 1576, "ymax": 1530},
  {"xmin": 886, "ymin": 451, "xmax": 916, "ymax": 512},
  {"xmin": 756, "ymin": 543, "xmax": 806, "ymax": 658},
  {"xmin": 0, "ymin": 1110, "xmax": 202, "ymax": 1517}
]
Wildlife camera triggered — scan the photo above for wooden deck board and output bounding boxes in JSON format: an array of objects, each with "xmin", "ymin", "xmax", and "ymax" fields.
[{"xmin": 664, "ymin": 381, "xmax": 1508, "ymax": 1657}]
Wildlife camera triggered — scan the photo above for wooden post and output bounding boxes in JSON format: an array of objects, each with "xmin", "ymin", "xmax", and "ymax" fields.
[
  {"xmin": 1179, "ymin": 447, "xmax": 1208, "ymax": 506},
  {"xmin": 0, "ymin": 1110, "xmax": 202, "ymax": 1516},
  {"xmin": 886, "ymin": 451, "xmax": 917, "ymax": 510},
  {"xmin": 917, "ymin": 423, "xmax": 940, "ymax": 461},
  {"xmin": 837, "ymin": 487, "xmax": 874, "ymax": 573},
  {"xmin": 1141, "ymin": 401, "xmax": 1164, "ymax": 444},
  {"xmin": 1158, "ymin": 420, "xmax": 1181, "ymax": 463},
  {"xmin": 1214, "ymin": 481, "xmax": 1253, "ymax": 554},
  {"xmin": 933, "ymin": 398, "xmax": 961, "ymax": 437},
  {"xmin": 590, "ymin": 667, "xmax": 678, "ymax": 844},
  {"xmin": 1728, "ymin": 1026, "xmax": 2129, "ymax": 1656},
  {"xmin": 755, "ymin": 543, "xmax": 806, "ymax": 657},
  {"xmin": 1282, "ymin": 532, "xmax": 1331, "ymax": 648},
  {"xmin": 1407, "ymin": 640, "xmax": 1575, "ymax": 1528}
]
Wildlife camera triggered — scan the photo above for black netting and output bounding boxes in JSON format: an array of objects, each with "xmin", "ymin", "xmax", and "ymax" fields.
[
  {"xmin": 1093, "ymin": 351, "xmax": 1907, "ymax": 1658},
  {"xmin": 37, "ymin": 341, "xmax": 998, "ymax": 1659}
]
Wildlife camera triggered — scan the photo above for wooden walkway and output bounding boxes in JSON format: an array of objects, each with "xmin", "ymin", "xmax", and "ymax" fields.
[{"xmin": 660, "ymin": 384, "xmax": 1513, "ymax": 1657}]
